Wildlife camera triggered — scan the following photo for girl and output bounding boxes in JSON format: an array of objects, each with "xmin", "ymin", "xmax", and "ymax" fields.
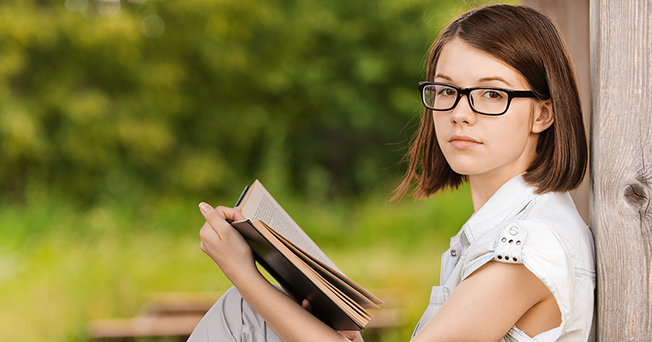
[{"xmin": 190, "ymin": 4, "xmax": 595, "ymax": 342}]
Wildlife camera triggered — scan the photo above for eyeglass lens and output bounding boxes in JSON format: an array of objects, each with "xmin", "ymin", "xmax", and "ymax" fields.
[{"xmin": 422, "ymin": 84, "xmax": 510, "ymax": 115}]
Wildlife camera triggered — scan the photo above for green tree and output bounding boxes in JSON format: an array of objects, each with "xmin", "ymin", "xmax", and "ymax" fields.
[{"xmin": 0, "ymin": 0, "xmax": 500, "ymax": 204}]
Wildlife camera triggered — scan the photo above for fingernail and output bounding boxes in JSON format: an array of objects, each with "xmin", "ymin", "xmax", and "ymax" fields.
[{"xmin": 199, "ymin": 202, "xmax": 212, "ymax": 213}]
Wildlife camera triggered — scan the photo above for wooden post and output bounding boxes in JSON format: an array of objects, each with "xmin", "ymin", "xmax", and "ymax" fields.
[{"xmin": 590, "ymin": 0, "xmax": 652, "ymax": 340}]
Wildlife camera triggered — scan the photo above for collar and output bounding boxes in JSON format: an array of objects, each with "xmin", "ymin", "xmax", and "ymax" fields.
[{"xmin": 460, "ymin": 174, "xmax": 537, "ymax": 244}]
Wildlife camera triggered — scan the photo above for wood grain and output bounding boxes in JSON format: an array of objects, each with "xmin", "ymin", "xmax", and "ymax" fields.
[{"xmin": 590, "ymin": 0, "xmax": 652, "ymax": 340}]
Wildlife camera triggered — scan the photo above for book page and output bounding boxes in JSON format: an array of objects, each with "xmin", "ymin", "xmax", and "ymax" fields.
[
  {"xmin": 267, "ymin": 226, "xmax": 382, "ymax": 309},
  {"xmin": 238, "ymin": 180, "xmax": 340, "ymax": 272},
  {"xmin": 273, "ymin": 230, "xmax": 383, "ymax": 307}
]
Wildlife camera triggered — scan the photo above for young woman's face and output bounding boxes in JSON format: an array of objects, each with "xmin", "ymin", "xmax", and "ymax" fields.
[{"xmin": 433, "ymin": 38, "xmax": 552, "ymax": 187}]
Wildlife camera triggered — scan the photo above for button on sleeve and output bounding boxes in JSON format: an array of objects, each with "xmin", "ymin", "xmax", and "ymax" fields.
[{"xmin": 494, "ymin": 223, "xmax": 526, "ymax": 264}]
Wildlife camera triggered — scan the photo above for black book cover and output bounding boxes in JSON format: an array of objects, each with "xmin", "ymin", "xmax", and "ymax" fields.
[{"xmin": 231, "ymin": 219, "xmax": 368, "ymax": 331}]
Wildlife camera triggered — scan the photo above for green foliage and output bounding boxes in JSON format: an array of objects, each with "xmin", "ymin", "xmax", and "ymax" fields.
[
  {"xmin": 0, "ymin": 1, "xmax": 508, "ymax": 340},
  {"xmin": 0, "ymin": 184, "xmax": 473, "ymax": 342},
  {"xmin": 0, "ymin": 0, "xmax": 509, "ymax": 204}
]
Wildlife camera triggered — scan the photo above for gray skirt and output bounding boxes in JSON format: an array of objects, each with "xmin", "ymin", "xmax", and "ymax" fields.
[{"xmin": 187, "ymin": 287, "xmax": 284, "ymax": 342}]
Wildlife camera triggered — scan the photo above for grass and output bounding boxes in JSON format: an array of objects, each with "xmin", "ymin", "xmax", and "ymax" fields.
[{"xmin": 0, "ymin": 184, "xmax": 473, "ymax": 342}]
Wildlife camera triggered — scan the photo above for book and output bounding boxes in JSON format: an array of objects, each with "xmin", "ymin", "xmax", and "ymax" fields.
[{"xmin": 231, "ymin": 180, "xmax": 383, "ymax": 331}]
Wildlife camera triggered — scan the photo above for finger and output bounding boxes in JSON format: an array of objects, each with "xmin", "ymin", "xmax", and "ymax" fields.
[
  {"xmin": 199, "ymin": 202, "xmax": 217, "ymax": 217},
  {"xmin": 216, "ymin": 205, "xmax": 246, "ymax": 222},
  {"xmin": 338, "ymin": 331, "xmax": 359, "ymax": 341},
  {"xmin": 198, "ymin": 202, "xmax": 245, "ymax": 223},
  {"xmin": 199, "ymin": 203, "xmax": 233, "ymax": 224},
  {"xmin": 301, "ymin": 299, "xmax": 312, "ymax": 312},
  {"xmin": 199, "ymin": 203, "xmax": 246, "ymax": 243}
]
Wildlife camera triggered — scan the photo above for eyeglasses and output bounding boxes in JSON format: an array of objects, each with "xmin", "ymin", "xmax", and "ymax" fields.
[{"xmin": 419, "ymin": 82, "xmax": 538, "ymax": 116}]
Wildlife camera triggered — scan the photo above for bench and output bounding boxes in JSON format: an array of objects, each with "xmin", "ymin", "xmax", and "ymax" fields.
[{"xmin": 89, "ymin": 290, "xmax": 402, "ymax": 341}]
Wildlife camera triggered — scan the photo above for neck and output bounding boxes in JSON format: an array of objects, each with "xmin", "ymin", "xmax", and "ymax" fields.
[
  {"xmin": 469, "ymin": 173, "xmax": 518, "ymax": 212},
  {"xmin": 469, "ymin": 178, "xmax": 496, "ymax": 212}
]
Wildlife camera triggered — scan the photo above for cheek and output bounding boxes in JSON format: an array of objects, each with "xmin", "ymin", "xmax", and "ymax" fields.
[
  {"xmin": 491, "ymin": 104, "xmax": 535, "ymax": 138},
  {"xmin": 432, "ymin": 113, "xmax": 449, "ymax": 143},
  {"xmin": 508, "ymin": 102, "xmax": 536, "ymax": 131},
  {"xmin": 486, "ymin": 116, "xmax": 534, "ymax": 155}
]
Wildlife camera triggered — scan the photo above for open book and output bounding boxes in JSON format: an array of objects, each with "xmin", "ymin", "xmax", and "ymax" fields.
[{"xmin": 231, "ymin": 180, "xmax": 383, "ymax": 331}]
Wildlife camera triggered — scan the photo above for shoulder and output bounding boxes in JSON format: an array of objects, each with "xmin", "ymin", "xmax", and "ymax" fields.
[
  {"xmin": 464, "ymin": 191, "xmax": 594, "ymax": 275},
  {"xmin": 461, "ymin": 191, "xmax": 595, "ymax": 332},
  {"xmin": 521, "ymin": 191, "xmax": 595, "ymax": 269}
]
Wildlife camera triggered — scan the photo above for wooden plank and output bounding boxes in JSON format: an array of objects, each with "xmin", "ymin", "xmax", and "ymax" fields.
[
  {"xmin": 89, "ymin": 315, "xmax": 204, "ymax": 339},
  {"xmin": 589, "ymin": 0, "xmax": 652, "ymax": 340},
  {"xmin": 520, "ymin": 0, "xmax": 591, "ymax": 224},
  {"xmin": 87, "ymin": 290, "xmax": 403, "ymax": 340},
  {"xmin": 88, "ymin": 292, "xmax": 222, "ymax": 340},
  {"xmin": 141, "ymin": 291, "xmax": 223, "ymax": 316}
]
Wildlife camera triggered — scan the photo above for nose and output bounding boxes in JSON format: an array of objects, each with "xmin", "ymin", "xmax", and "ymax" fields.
[{"xmin": 449, "ymin": 94, "xmax": 476, "ymax": 125}]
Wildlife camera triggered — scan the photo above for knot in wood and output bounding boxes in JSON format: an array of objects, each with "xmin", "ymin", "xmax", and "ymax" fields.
[
  {"xmin": 624, "ymin": 183, "xmax": 647, "ymax": 208},
  {"xmin": 623, "ymin": 181, "xmax": 651, "ymax": 224}
]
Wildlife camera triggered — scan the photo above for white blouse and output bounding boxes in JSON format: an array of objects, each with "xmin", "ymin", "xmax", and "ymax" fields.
[{"xmin": 412, "ymin": 175, "xmax": 595, "ymax": 341}]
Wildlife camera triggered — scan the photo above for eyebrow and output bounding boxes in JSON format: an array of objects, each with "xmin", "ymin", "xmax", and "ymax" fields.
[
  {"xmin": 434, "ymin": 74, "xmax": 453, "ymax": 82},
  {"xmin": 477, "ymin": 76, "xmax": 514, "ymax": 87},
  {"xmin": 434, "ymin": 74, "xmax": 515, "ymax": 88}
]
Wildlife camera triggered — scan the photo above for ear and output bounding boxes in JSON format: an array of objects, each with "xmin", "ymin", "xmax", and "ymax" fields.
[{"xmin": 532, "ymin": 100, "xmax": 554, "ymax": 134}]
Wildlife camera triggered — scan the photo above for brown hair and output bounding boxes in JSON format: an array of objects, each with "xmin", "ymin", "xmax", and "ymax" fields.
[{"xmin": 393, "ymin": 4, "xmax": 587, "ymax": 200}]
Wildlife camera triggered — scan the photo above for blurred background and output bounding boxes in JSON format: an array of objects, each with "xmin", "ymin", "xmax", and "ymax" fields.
[{"xmin": 0, "ymin": 0, "xmax": 512, "ymax": 341}]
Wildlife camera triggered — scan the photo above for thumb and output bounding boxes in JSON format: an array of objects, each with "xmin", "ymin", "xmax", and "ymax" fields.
[
  {"xmin": 301, "ymin": 299, "xmax": 312, "ymax": 312},
  {"xmin": 339, "ymin": 331, "xmax": 358, "ymax": 341}
]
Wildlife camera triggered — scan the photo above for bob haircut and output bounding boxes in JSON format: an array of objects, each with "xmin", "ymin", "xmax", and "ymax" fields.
[{"xmin": 393, "ymin": 4, "xmax": 587, "ymax": 200}]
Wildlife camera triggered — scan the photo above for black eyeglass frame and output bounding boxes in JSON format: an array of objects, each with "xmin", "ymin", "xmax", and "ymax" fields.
[{"xmin": 418, "ymin": 82, "xmax": 539, "ymax": 116}]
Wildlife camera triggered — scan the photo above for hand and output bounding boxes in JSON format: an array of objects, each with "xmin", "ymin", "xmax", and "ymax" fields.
[
  {"xmin": 338, "ymin": 331, "xmax": 363, "ymax": 342},
  {"xmin": 198, "ymin": 202, "xmax": 257, "ymax": 281},
  {"xmin": 301, "ymin": 299, "xmax": 364, "ymax": 342}
]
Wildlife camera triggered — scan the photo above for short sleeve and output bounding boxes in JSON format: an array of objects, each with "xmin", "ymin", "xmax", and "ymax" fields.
[
  {"xmin": 460, "ymin": 219, "xmax": 575, "ymax": 328},
  {"xmin": 517, "ymin": 220, "xmax": 574, "ymax": 325}
]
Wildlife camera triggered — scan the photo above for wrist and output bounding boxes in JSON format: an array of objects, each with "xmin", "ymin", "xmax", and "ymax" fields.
[{"xmin": 224, "ymin": 262, "xmax": 266, "ymax": 288}]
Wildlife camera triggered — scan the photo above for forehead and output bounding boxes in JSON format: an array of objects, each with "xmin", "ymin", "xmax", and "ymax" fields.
[{"xmin": 435, "ymin": 38, "xmax": 529, "ymax": 88}]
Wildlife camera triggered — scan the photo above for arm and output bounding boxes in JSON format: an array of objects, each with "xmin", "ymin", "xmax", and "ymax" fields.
[
  {"xmin": 198, "ymin": 202, "xmax": 557, "ymax": 342},
  {"xmin": 411, "ymin": 260, "xmax": 560, "ymax": 342},
  {"xmin": 198, "ymin": 202, "xmax": 357, "ymax": 342}
]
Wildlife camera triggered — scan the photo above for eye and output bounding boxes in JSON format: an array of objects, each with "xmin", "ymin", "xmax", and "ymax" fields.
[
  {"xmin": 481, "ymin": 90, "xmax": 504, "ymax": 100},
  {"xmin": 437, "ymin": 87, "xmax": 456, "ymax": 97}
]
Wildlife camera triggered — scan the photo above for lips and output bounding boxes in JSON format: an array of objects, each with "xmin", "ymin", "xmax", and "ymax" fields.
[{"xmin": 449, "ymin": 134, "xmax": 481, "ymax": 149}]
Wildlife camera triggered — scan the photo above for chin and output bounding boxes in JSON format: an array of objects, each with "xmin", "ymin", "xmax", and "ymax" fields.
[
  {"xmin": 448, "ymin": 166, "xmax": 475, "ymax": 176},
  {"xmin": 445, "ymin": 159, "xmax": 480, "ymax": 176}
]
